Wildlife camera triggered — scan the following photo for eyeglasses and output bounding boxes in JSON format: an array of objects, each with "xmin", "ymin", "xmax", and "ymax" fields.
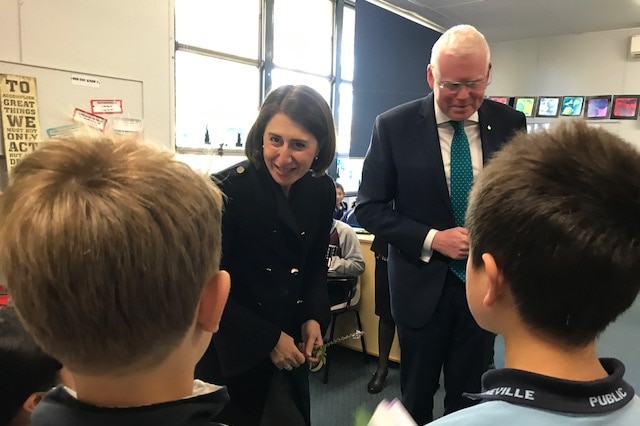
[{"xmin": 437, "ymin": 78, "xmax": 490, "ymax": 93}]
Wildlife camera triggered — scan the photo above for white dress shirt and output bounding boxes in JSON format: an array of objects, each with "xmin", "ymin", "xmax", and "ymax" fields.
[{"xmin": 421, "ymin": 103, "xmax": 483, "ymax": 262}]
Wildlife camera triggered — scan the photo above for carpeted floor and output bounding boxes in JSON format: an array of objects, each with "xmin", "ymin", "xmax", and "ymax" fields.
[
  {"xmin": 310, "ymin": 297, "xmax": 640, "ymax": 426},
  {"xmin": 309, "ymin": 346, "xmax": 423, "ymax": 426}
]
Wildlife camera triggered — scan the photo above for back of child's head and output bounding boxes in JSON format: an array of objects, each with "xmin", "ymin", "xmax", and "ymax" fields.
[
  {"xmin": 466, "ymin": 119, "xmax": 640, "ymax": 347},
  {"xmin": 0, "ymin": 305, "xmax": 61, "ymax": 425},
  {"xmin": 0, "ymin": 134, "xmax": 224, "ymax": 375}
]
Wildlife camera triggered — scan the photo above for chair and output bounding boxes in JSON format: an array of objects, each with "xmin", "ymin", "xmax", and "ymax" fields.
[{"xmin": 323, "ymin": 275, "xmax": 368, "ymax": 384}]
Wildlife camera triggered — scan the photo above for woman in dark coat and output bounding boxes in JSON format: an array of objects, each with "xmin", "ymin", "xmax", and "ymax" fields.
[{"xmin": 196, "ymin": 85, "xmax": 337, "ymax": 426}]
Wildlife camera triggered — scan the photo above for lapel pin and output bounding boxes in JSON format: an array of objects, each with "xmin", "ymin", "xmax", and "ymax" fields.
[{"xmin": 487, "ymin": 125, "xmax": 492, "ymax": 131}]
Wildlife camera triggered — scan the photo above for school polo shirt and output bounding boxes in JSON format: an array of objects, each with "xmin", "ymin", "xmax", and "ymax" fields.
[{"xmin": 429, "ymin": 358, "xmax": 640, "ymax": 426}]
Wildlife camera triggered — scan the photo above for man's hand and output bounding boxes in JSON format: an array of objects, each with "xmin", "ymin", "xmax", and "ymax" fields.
[
  {"xmin": 269, "ymin": 331, "xmax": 306, "ymax": 371},
  {"xmin": 432, "ymin": 227, "xmax": 469, "ymax": 259}
]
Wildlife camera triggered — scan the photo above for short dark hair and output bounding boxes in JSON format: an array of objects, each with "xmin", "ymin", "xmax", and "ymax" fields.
[
  {"xmin": 0, "ymin": 306, "xmax": 61, "ymax": 424},
  {"xmin": 335, "ymin": 182, "xmax": 344, "ymax": 192},
  {"xmin": 245, "ymin": 85, "xmax": 337, "ymax": 174},
  {"xmin": 467, "ymin": 120, "xmax": 640, "ymax": 347}
]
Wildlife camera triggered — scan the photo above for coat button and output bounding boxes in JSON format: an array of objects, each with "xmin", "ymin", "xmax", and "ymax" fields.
[
  {"xmin": 290, "ymin": 268, "xmax": 299, "ymax": 275},
  {"xmin": 236, "ymin": 165, "xmax": 245, "ymax": 174},
  {"xmin": 266, "ymin": 267, "xmax": 272, "ymax": 272}
]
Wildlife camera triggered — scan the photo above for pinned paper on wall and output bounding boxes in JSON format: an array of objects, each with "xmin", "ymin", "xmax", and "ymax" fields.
[
  {"xmin": 514, "ymin": 96, "xmax": 536, "ymax": 118},
  {"xmin": 46, "ymin": 123, "xmax": 80, "ymax": 138},
  {"xmin": 73, "ymin": 107, "xmax": 107, "ymax": 131},
  {"xmin": 610, "ymin": 95, "xmax": 640, "ymax": 119},
  {"xmin": 0, "ymin": 74, "xmax": 44, "ymax": 173},
  {"xmin": 585, "ymin": 96, "xmax": 612, "ymax": 119},
  {"xmin": 560, "ymin": 96, "xmax": 584, "ymax": 116},
  {"xmin": 71, "ymin": 73, "xmax": 101, "ymax": 88},
  {"xmin": 112, "ymin": 117, "xmax": 143, "ymax": 135},
  {"xmin": 488, "ymin": 96, "xmax": 509, "ymax": 105},
  {"xmin": 536, "ymin": 96, "xmax": 561, "ymax": 118},
  {"xmin": 91, "ymin": 99, "xmax": 123, "ymax": 114}
]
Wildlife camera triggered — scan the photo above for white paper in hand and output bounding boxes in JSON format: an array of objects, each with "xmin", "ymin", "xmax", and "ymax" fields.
[{"xmin": 368, "ymin": 398, "xmax": 418, "ymax": 426}]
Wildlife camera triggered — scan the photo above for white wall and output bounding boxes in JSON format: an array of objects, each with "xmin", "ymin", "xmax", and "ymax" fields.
[
  {"xmin": 488, "ymin": 28, "xmax": 640, "ymax": 147},
  {"xmin": 0, "ymin": 0, "xmax": 175, "ymax": 149}
]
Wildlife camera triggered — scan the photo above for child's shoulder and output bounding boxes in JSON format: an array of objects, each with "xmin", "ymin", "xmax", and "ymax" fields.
[
  {"xmin": 432, "ymin": 360, "xmax": 640, "ymax": 426},
  {"xmin": 431, "ymin": 396, "xmax": 640, "ymax": 426},
  {"xmin": 33, "ymin": 383, "xmax": 231, "ymax": 425},
  {"xmin": 429, "ymin": 400, "xmax": 528, "ymax": 425}
]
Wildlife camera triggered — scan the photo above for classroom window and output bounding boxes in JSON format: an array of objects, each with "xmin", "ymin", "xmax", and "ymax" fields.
[
  {"xmin": 341, "ymin": 5, "xmax": 355, "ymax": 81},
  {"xmin": 174, "ymin": 0, "xmax": 355, "ymax": 166},
  {"xmin": 337, "ymin": 82, "xmax": 353, "ymax": 154},
  {"xmin": 271, "ymin": 69, "xmax": 332, "ymax": 104},
  {"xmin": 175, "ymin": 51, "xmax": 260, "ymax": 149},
  {"xmin": 272, "ymin": 0, "xmax": 333, "ymax": 75},
  {"xmin": 336, "ymin": 4, "xmax": 355, "ymax": 155},
  {"xmin": 175, "ymin": 0, "xmax": 260, "ymax": 58}
]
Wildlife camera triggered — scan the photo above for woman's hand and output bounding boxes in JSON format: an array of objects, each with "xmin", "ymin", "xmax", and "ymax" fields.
[
  {"xmin": 270, "ymin": 331, "xmax": 306, "ymax": 371},
  {"xmin": 299, "ymin": 319, "xmax": 323, "ymax": 362}
]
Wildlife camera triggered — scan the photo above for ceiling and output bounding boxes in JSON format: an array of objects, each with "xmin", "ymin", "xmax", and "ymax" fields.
[{"xmin": 376, "ymin": 0, "xmax": 640, "ymax": 42}]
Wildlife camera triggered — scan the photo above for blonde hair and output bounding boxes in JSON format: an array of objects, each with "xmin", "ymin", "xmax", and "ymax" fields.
[
  {"xmin": 0, "ymin": 134, "xmax": 224, "ymax": 374},
  {"xmin": 430, "ymin": 24, "xmax": 490, "ymax": 66}
]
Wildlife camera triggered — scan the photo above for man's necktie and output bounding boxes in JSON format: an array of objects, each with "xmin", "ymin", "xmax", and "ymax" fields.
[{"xmin": 449, "ymin": 120, "xmax": 473, "ymax": 282}]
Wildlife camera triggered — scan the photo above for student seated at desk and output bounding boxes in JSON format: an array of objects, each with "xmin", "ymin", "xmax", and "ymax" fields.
[
  {"xmin": 333, "ymin": 182, "xmax": 348, "ymax": 220},
  {"xmin": 340, "ymin": 201, "xmax": 361, "ymax": 228},
  {"xmin": 327, "ymin": 219, "xmax": 365, "ymax": 307},
  {"xmin": 327, "ymin": 219, "xmax": 365, "ymax": 278}
]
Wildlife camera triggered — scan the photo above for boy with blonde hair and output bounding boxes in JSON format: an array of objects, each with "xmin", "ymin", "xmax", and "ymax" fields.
[
  {"xmin": 0, "ymin": 135, "xmax": 230, "ymax": 425},
  {"xmin": 430, "ymin": 120, "xmax": 640, "ymax": 425}
]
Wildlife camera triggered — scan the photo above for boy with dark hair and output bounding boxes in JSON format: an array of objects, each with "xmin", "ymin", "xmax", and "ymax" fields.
[
  {"xmin": 0, "ymin": 135, "xmax": 231, "ymax": 425},
  {"xmin": 430, "ymin": 119, "xmax": 640, "ymax": 425},
  {"xmin": 0, "ymin": 305, "xmax": 71, "ymax": 426}
]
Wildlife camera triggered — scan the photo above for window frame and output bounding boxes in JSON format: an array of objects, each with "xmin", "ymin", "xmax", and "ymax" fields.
[{"xmin": 174, "ymin": 0, "xmax": 355, "ymax": 159}]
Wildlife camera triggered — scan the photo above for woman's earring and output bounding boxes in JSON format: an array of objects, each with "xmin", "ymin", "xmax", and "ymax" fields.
[{"xmin": 315, "ymin": 156, "xmax": 318, "ymax": 160}]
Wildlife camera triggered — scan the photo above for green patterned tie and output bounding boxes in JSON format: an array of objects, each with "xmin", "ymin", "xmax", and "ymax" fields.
[{"xmin": 449, "ymin": 121, "xmax": 473, "ymax": 281}]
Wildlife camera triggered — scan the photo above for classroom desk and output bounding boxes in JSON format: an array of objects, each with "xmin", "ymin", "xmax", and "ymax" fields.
[{"xmin": 332, "ymin": 233, "xmax": 401, "ymax": 363}]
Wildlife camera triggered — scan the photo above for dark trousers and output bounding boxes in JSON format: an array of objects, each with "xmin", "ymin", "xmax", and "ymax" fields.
[
  {"xmin": 396, "ymin": 272, "xmax": 493, "ymax": 424},
  {"xmin": 200, "ymin": 357, "xmax": 310, "ymax": 426}
]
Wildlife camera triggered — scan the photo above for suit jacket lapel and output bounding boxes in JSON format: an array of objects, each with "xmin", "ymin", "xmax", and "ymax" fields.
[
  {"xmin": 255, "ymin": 165, "xmax": 300, "ymax": 237},
  {"xmin": 478, "ymin": 103, "xmax": 501, "ymax": 165},
  {"xmin": 419, "ymin": 94, "xmax": 453, "ymax": 215},
  {"xmin": 276, "ymin": 190, "xmax": 299, "ymax": 236}
]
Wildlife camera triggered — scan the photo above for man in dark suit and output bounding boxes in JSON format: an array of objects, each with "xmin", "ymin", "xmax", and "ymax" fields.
[{"xmin": 355, "ymin": 25, "xmax": 526, "ymax": 424}]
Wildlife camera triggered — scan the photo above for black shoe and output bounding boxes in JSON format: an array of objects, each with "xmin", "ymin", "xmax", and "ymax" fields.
[{"xmin": 367, "ymin": 370, "xmax": 388, "ymax": 394}]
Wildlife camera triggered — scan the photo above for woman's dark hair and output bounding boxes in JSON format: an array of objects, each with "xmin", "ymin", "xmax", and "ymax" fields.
[
  {"xmin": 0, "ymin": 306, "xmax": 61, "ymax": 423},
  {"xmin": 245, "ymin": 85, "xmax": 337, "ymax": 174}
]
